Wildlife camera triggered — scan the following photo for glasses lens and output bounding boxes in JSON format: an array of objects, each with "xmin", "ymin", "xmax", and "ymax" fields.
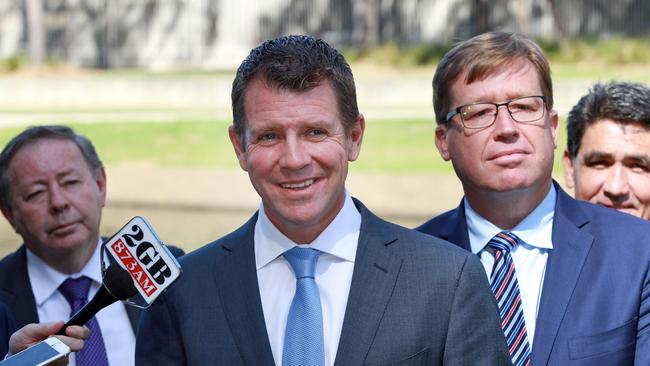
[
  {"xmin": 507, "ymin": 96, "xmax": 545, "ymax": 122},
  {"xmin": 460, "ymin": 103, "xmax": 497, "ymax": 128}
]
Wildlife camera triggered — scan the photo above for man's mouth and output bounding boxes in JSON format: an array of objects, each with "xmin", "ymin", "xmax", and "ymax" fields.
[{"xmin": 281, "ymin": 178, "xmax": 315, "ymax": 189}]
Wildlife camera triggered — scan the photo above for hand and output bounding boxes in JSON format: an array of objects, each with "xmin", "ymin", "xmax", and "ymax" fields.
[{"xmin": 7, "ymin": 321, "xmax": 89, "ymax": 357}]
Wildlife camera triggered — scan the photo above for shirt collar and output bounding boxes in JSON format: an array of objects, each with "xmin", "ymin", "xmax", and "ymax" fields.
[
  {"xmin": 465, "ymin": 184, "xmax": 556, "ymax": 254},
  {"xmin": 27, "ymin": 238, "xmax": 104, "ymax": 307},
  {"xmin": 255, "ymin": 190, "xmax": 360, "ymax": 270}
]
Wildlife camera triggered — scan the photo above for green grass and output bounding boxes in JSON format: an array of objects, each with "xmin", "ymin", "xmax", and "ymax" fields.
[{"xmin": 0, "ymin": 118, "xmax": 569, "ymax": 175}]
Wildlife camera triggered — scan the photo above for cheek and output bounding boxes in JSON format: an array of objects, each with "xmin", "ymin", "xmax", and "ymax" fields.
[
  {"xmin": 629, "ymin": 175, "xmax": 650, "ymax": 201},
  {"xmin": 573, "ymin": 168, "xmax": 606, "ymax": 198}
]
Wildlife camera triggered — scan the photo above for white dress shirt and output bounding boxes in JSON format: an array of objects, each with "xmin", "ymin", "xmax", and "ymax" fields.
[
  {"xmin": 465, "ymin": 185, "xmax": 556, "ymax": 345},
  {"xmin": 256, "ymin": 191, "xmax": 360, "ymax": 366},
  {"xmin": 27, "ymin": 239, "xmax": 136, "ymax": 366}
]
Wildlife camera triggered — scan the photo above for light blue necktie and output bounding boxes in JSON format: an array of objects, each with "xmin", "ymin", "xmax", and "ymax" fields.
[{"xmin": 282, "ymin": 247, "xmax": 325, "ymax": 366}]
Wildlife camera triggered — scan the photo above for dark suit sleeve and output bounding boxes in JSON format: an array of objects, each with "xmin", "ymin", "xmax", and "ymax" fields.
[
  {"xmin": 442, "ymin": 254, "xmax": 511, "ymax": 366},
  {"xmin": 0, "ymin": 302, "xmax": 16, "ymax": 358},
  {"xmin": 135, "ymin": 294, "xmax": 187, "ymax": 366},
  {"xmin": 635, "ymin": 266, "xmax": 650, "ymax": 365}
]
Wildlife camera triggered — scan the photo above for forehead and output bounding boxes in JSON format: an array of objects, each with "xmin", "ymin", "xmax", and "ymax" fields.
[
  {"xmin": 579, "ymin": 119, "xmax": 650, "ymax": 154},
  {"xmin": 9, "ymin": 138, "xmax": 89, "ymax": 181},
  {"xmin": 242, "ymin": 78, "xmax": 341, "ymax": 130},
  {"xmin": 449, "ymin": 59, "xmax": 543, "ymax": 106}
]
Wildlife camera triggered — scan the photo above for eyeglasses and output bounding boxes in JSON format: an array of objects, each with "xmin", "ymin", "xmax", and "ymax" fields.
[{"xmin": 445, "ymin": 95, "xmax": 548, "ymax": 129}]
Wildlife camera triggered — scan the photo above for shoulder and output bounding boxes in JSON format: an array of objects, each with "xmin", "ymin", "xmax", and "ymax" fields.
[
  {"xmin": 561, "ymin": 196, "xmax": 650, "ymax": 237},
  {"xmin": 359, "ymin": 202, "xmax": 474, "ymax": 268},
  {"xmin": 173, "ymin": 214, "xmax": 256, "ymax": 277},
  {"xmin": 415, "ymin": 207, "xmax": 460, "ymax": 235},
  {"xmin": 0, "ymin": 246, "xmax": 27, "ymax": 280}
]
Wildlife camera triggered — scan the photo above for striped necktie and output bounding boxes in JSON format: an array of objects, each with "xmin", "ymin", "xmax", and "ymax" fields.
[
  {"xmin": 487, "ymin": 231, "xmax": 532, "ymax": 366},
  {"xmin": 282, "ymin": 247, "xmax": 324, "ymax": 366}
]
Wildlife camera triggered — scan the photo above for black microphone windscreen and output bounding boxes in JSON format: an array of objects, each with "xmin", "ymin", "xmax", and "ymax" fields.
[{"xmin": 103, "ymin": 264, "xmax": 138, "ymax": 300}]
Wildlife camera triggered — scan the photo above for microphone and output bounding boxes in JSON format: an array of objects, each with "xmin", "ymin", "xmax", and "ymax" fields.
[{"xmin": 57, "ymin": 264, "xmax": 138, "ymax": 335}]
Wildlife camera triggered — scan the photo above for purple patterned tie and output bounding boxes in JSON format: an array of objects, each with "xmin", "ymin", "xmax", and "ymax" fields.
[{"xmin": 59, "ymin": 276, "xmax": 110, "ymax": 366}]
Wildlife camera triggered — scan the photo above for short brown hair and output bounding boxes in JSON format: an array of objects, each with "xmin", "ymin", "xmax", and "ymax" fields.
[
  {"xmin": 0, "ymin": 125, "xmax": 103, "ymax": 209},
  {"xmin": 432, "ymin": 32, "xmax": 553, "ymax": 125},
  {"xmin": 231, "ymin": 35, "xmax": 359, "ymax": 146}
]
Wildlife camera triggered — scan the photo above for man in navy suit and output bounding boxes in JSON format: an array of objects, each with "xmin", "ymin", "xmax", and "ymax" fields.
[
  {"xmin": 417, "ymin": 31, "xmax": 650, "ymax": 365},
  {"xmin": 0, "ymin": 125, "xmax": 184, "ymax": 365},
  {"xmin": 136, "ymin": 35, "xmax": 510, "ymax": 365}
]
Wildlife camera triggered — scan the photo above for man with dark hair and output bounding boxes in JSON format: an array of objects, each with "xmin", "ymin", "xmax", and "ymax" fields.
[
  {"xmin": 563, "ymin": 81, "xmax": 650, "ymax": 220},
  {"xmin": 417, "ymin": 32, "xmax": 650, "ymax": 365},
  {"xmin": 136, "ymin": 35, "xmax": 510, "ymax": 365},
  {"xmin": 0, "ymin": 125, "xmax": 183, "ymax": 365}
]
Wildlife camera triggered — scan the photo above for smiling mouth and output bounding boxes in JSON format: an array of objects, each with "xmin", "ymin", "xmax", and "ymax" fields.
[{"xmin": 281, "ymin": 179, "xmax": 315, "ymax": 189}]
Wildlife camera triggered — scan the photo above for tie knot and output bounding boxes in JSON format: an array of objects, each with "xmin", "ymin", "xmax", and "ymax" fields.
[
  {"xmin": 283, "ymin": 247, "xmax": 322, "ymax": 279},
  {"xmin": 487, "ymin": 231, "xmax": 521, "ymax": 253},
  {"xmin": 59, "ymin": 276, "xmax": 92, "ymax": 305}
]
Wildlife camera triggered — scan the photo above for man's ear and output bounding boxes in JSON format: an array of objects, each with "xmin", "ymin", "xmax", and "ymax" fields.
[
  {"xmin": 347, "ymin": 114, "xmax": 365, "ymax": 161},
  {"xmin": 0, "ymin": 204, "xmax": 14, "ymax": 231},
  {"xmin": 562, "ymin": 150, "xmax": 575, "ymax": 189},
  {"xmin": 549, "ymin": 109, "xmax": 559, "ymax": 148},
  {"xmin": 228, "ymin": 125, "xmax": 248, "ymax": 171},
  {"xmin": 435, "ymin": 124, "xmax": 451, "ymax": 161},
  {"xmin": 95, "ymin": 167, "xmax": 107, "ymax": 207}
]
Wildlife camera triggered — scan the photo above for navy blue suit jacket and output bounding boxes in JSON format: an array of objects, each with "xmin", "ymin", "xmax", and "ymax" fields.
[
  {"xmin": 0, "ymin": 301, "xmax": 15, "ymax": 357},
  {"xmin": 416, "ymin": 183, "xmax": 650, "ymax": 365},
  {"xmin": 136, "ymin": 199, "xmax": 511, "ymax": 365}
]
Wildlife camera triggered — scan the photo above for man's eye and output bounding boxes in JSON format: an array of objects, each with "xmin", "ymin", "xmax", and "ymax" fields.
[
  {"xmin": 630, "ymin": 163, "xmax": 650, "ymax": 173},
  {"xmin": 258, "ymin": 133, "xmax": 277, "ymax": 142},
  {"xmin": 63, "ymin": 180, "xmax": 80, "ymax": 186},
  {"xmin": 25, "ymin": 190, "xmax": 44, "ymax": 201},
  {"xmin": 308, "ymin": 129, "xmax": 327, "ymax": 138}
]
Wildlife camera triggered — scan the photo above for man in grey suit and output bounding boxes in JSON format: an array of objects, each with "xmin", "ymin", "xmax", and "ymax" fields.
[{"xmin": 136, "ymin": 35, "xmax": 510, "ymax": 366}]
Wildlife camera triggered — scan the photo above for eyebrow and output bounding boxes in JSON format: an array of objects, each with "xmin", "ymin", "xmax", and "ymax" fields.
[
  {"xmin": 624, "ymin": 154, "xmax": 650, "ymax": 166},
  {"xmin": 581, "ymin": 151, "xmax": 612, "ymax": 161}
]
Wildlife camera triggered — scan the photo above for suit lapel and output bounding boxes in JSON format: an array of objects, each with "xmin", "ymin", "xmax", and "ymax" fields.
[
  {"xmin": 531, "ymin": 186, "xmax": 593, "ymax": 365},
  {"xmin": 214, "ymin": 215, "xmax": 275, "ymax": 365},
  {"xmin": 334, "ymin": 200, "xmax": 403, "ymax": 365}
]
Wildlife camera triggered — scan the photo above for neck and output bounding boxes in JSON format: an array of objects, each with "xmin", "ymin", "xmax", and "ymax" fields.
[
  {"xmin": 465, "ymin": 181, "xmax": 552, "ymax": 230},
  {"xmin": 35, "ymin": 238, "xmax": 98, "ymax": 274}
]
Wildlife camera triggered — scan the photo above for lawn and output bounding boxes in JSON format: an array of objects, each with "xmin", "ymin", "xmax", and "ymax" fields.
[{"xmin": 0, "ymin": 118, "xmax": 569, "ymax": 175}]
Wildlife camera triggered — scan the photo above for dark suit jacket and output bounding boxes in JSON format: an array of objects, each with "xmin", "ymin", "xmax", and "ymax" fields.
[
  {"xmin": 416, "ymin": 182, "xmax": 650, "ymax": 365},
  {"xmin": 136, "ymin": 199, "xmax": 511, "ymax": 365},
  {"xmin": 0, "ymin": 242, "xmax": 184, "ymax": 331},
  {"xmin": 0, "ymin": 301, "xmax": 15, "ymax": 357}
]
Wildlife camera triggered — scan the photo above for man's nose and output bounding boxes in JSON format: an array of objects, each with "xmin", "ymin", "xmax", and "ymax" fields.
[
  {"xmin": 279, "ymin": 136, "xmax": 310, "ymax": 170},
  {"xmin": 49, "ymin": 184, "xmax": 70, "ymax": 213},
  {"xmin": 492, "ymin": 105, "xmax": 519, "ymax": 140},
  {"xmin": 603, "ymin": 165, "xmax": 630, "ymax": 199}
]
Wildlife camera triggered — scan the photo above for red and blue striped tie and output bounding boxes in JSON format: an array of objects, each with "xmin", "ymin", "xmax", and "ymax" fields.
[{"xmin": 487, "ymin": 231, "xmax": 531, "ymax": 366}]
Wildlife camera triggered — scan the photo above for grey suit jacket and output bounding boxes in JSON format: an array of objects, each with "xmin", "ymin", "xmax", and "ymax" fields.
[{"xmin": 136, "ymin": 199, "xmax": 510, "ymax": 365}]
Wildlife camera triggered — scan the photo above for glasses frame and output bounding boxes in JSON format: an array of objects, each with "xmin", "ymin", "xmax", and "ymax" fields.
[{"xmin": 445, "ymin": 95, "xmax": 548, "ymax": 129}]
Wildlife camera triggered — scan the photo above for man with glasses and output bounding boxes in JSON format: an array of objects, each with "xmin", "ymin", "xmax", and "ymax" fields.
[{"xmin": 417, "ymin": 32, "xmax": 650, "ymax": 365}]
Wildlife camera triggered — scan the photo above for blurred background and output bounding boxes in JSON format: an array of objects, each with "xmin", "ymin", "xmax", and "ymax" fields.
[{"xmin": 0, "ymin": 0, "xmax": 649, "ymax": 255}]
